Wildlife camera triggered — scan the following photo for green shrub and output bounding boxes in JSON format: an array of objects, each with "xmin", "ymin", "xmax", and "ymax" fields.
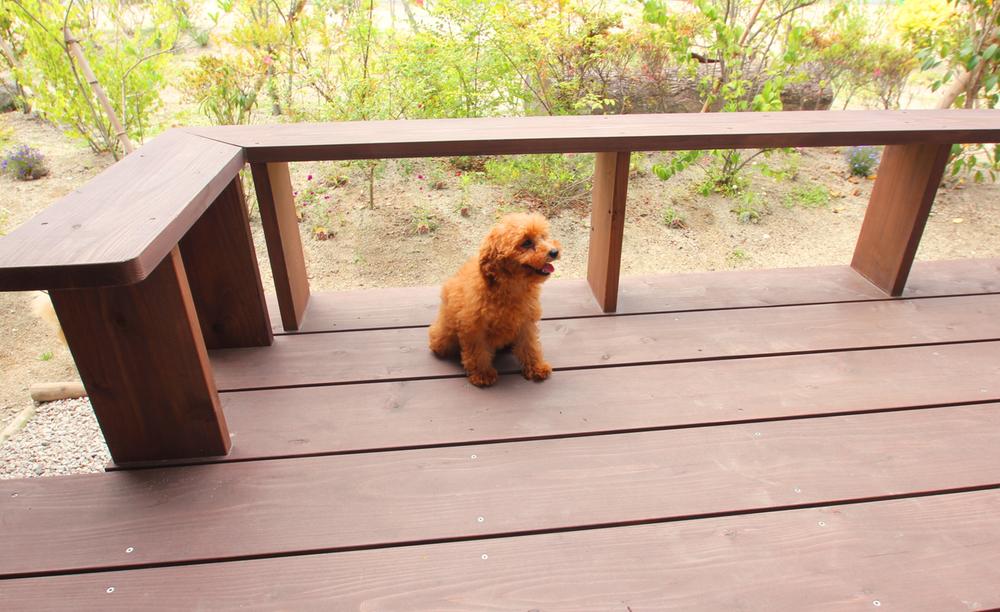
[
  {"xmin": 485, "ymin": 154, "xmax": 593, "ymax": 210},
  {"xmin": 2, "ymin": 144, "xmax": 48, "ymax": 180},
  {"xmin": 731, "ymin": 191, "xmax": 766, "ymax": 224},
  {"xmin": 181, "ymin": 54, "xmax": 265, "ymax": 125},
  {"xmin": 7, "ymin": 0, "xmax": 174, "ymax": 155},
  {"xmin": 846, "ymin": 145, "xmax": 881, "ymax": 177}
]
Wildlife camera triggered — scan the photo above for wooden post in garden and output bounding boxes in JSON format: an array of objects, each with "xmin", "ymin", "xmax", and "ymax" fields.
[
  {"xmin": 49, "ymin": 248, "xmax": 230, "ymax": 463},
  {"xmin": 250, "ymin": 162, "xmax": 310, "ymax": 331},
  {"xmin": 851, "ymin": 142, "xmax": 952, "ymax": 296},
  {"xmin": 587, "ymin": 151, "xmax": 631, "ymax": 313}
]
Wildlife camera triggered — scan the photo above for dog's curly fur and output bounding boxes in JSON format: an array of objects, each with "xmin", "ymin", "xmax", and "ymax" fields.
[{"xmin": 429, "ymin": 212, "xmax": 561, "ymax": 387}]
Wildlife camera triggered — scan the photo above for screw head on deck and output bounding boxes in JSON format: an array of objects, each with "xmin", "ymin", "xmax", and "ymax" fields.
[{"xmin": 106, "ymin": 587, "xmax": 115, "ymax": 594}]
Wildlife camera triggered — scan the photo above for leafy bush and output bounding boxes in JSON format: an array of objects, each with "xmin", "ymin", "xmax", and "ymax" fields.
[
  {"xmin": 6, "ymin": 0, "xmax": 176, "ymax": 156},
  {"xmin": 643, "ymin": 0, "xmax": 815, "ymax": 192},
  {"xmin": 894, "ymin": 0, "xmax": 955, "ymax": 48},
  {"xmin": 2, "ymin": 144, "xmax": 48, "ymax": 180},
  {"xmin": 803, "ymin": 4, "xmax": 917, "ymax": 109},
  {"xmin": 485, "ymin": 154, "xmax": 593, "ymax": 210},
  {"xmin": 181, "ymin": 54, "xmax": 265, "ymax": 125},
  {"xmin": 846, "ymin": 145, "xmax": 881, "ymax": 177},
  {"xmin": 731, "ymin": 191, "xmax": 766, "ymax": 224},
  {"xmin": 915, "ymin": 0, "xmax": 999, "ymax": 182}
]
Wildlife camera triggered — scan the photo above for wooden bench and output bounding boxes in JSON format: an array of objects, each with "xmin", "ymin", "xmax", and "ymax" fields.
[
  {"xmin": 2, "ymin": 109, "xmax": 1000, "ymax": 608},
  {"xmin": 0, "ymin": 109, "xmax": 996, "ymax": 466}
]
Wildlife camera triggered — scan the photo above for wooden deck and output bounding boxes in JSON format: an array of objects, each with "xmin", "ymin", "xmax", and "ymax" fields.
[{"xmin": 3, "ymin": 258, "xmax": 1000, "ymax": 609}]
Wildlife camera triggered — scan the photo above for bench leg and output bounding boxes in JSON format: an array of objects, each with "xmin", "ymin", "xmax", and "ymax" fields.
[
  {"xmin": 180, "ymin": 176, "xmax": 273, "ymax": 349},
  {"xmin": 250, "ymin": 162, "xmax": 310, "ymax": 331},
  {"xmin": 587, "ymin": 151, "xmax": 631, "ymax": 312},
  {"xmin": 851, "ymin": 142, "xmax": 951, "ymax": 296},
  {"xmin": 50, "ymin": 247, "xmax": 230, "ymax": 464}
]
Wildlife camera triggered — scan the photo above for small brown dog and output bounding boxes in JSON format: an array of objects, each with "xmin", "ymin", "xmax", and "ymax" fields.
[{"xmin": 429, "ymin": 212, "xmax": 560, "ymax": 387}]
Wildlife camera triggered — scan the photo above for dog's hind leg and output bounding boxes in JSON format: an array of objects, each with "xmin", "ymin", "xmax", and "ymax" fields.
[
  {"xmin": 512, "ymin": 322, "xmax": 552, "ymax": 381},
  {"xmin": 428, "ymin": 314, "xmax": 459, "ymax": 358}
]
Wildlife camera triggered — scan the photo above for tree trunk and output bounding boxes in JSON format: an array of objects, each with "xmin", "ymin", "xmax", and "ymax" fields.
[
  {"xmin": 63, "ymin": 27, "xmax": 134, "ymax": 154},
  {"xmin": 0, "ymin": 35, "xmax": 31, "ymax": 113}
]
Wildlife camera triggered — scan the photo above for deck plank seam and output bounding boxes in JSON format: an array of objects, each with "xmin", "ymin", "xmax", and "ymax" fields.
[
  {"xmin": 109, "ymin": 398, "xmax": 1000, "ymax": 472},
  {"xmin": 178, "ymin": 128, "xmax": 245, "ymax": 150},
  {"xmin": 268, "ymin": 290, "xmax": 1000, "ymax": 336},
  {"xmin": 6, "ymin": 483, "xmax": 1000, "ymax": 582},
  {"xmin": 214, "ymin": 337, "xmax": 1000, "ymax": 393}
]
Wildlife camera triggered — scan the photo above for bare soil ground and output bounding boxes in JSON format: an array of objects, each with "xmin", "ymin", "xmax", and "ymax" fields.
[{"xmin": 1, "ymin": 109, "xmax": 999, "ymax": 452}]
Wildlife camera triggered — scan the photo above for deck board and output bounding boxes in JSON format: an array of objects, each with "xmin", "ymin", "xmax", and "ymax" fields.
[
  {"xmin": 5, "ymin": 405, "xmax": 1000, "ymax": 578},
  {"xmin": 270, "ymin": 259, "xmax": 1000, "ymax": 334},
  {"xmin": 215, "ymin": 293, "xmax": 1000, "ymax": 390},
  {"xmin": 184, "ymin": 342, "xmax": 1000, "ymax": 464},
  {"xmin": 6, "ymin": 260, "xmax": 1000, "ymax": 607},
  {"xmin": 7, "ymin": 490, "xmax": 997, "ymax": 611}
]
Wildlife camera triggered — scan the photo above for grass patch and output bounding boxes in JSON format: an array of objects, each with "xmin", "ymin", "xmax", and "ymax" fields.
[
  {"xmin": 784, "ymin": 184, "xmax": 830, "ymax": 209},
  {"xmin": 661, "ymin": 206, "xmax": 688, "ymax": 229}
]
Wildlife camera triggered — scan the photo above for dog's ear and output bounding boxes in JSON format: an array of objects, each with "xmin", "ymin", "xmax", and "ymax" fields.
[
  {"xmin": 478, "ymin": 239, "xmax": 503, "ymax": 285},
  {"xmin": 479, "ymin": 224, "xmax": 514, "ymax": 285}
]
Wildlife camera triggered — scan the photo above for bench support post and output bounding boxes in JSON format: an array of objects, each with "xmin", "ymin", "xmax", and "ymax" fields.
[
  {"xmin": 851, "ymin": 142, "xmax": 951, "ymax": 296},
  {"xmin": 250, "ymin": 162, "xmax": 310, "ymax": 331},
  {"xmin": 50, "ymin": 247, "xmax": 230, "ymax": 464},
  {"xmin": 587, "ymin": 151, "xmax": 631, "ymax": 313},
  {"xmin": 180, "ymin": 176, "xmax": 273, "ymax": 349}
]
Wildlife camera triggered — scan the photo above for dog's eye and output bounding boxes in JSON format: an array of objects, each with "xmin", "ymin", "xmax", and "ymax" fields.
[{"xmin": 520, "ymin": 238, "xmax": 534, "ymax": 249}]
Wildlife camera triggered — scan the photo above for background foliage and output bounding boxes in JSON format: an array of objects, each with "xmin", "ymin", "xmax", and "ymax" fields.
[{"xmin": 1, "ymin": 0, "xmax": 996, "ymax": 183}]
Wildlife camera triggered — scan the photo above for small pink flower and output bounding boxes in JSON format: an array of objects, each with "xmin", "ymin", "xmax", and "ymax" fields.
[
  {"xmin": 307, "ymin": 174, "xmax": 313, "ymax": 181},
  {"xmin": 417, "ymin": 174, "xmax": 425, "ymax": 180},
  {"xmin": 324, "ymin": 195, "xmax": 331, "ymax": 200},
  {"xmin": 293, "ymin": 191, "xmax": 298, "ymax": 196},
  {"xmin": 262, "ymin": 55, "xmax": 273, "ymax": 66}
]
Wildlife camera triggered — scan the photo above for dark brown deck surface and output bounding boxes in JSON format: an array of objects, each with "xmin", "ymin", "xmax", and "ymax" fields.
[{"xmin": 3, "ymin": 259, "xmax": 1000, "ymax": 610}]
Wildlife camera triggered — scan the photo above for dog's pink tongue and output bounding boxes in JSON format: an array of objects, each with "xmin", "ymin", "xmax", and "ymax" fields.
[{"xmin": 543, "ymin": 263, "xmax": 555, "ymax": 274}]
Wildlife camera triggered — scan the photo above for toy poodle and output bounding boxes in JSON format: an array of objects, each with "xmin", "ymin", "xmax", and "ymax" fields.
[{"xmin": 429, "ymin": 212, "xmax": 561, "ymax": 387}]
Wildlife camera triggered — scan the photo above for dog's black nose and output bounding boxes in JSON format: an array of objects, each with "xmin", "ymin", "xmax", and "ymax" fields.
[{"xmin": 548, "ymin": 248, "xmax": 560, "ymax": 259}]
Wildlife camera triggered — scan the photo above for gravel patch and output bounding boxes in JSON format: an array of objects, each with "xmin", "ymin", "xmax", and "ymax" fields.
[{"xmin": 0, "ymin": 398, "xmax": 109, "ymax": 479}]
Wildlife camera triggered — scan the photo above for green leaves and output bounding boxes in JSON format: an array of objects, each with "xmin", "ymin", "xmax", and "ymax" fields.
[
  {"xmin": 6, "ymin": 0, "xmax": 176, "ymax": 155},
  {"xmin": 652, "ymin": 151, "xmax": 702, "ymax": 182}
]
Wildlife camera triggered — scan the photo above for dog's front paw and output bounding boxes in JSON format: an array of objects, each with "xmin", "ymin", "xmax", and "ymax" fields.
[
  {"xmin": 522, "ymin": 361, "xmax": 552, "ymax": 381},
  {"xmin": 468, "ymin": 368, "xmax": 498, "ymax": 387}
]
